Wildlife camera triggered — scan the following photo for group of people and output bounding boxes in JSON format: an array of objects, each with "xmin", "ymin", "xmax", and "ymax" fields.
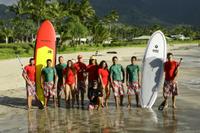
[{"xmin": 22, "ymin": 52, "xmax": 179, "ymax": 110}]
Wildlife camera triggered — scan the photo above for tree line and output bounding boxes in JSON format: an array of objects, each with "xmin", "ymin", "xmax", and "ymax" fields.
[{"xmin": 0, "ymin": 0, "xmax": 200, "ymax": 46}]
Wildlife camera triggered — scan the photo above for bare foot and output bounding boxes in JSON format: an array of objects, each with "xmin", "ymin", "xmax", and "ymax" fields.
[
  {"xmin": 163, "ymin": 104, "xmax": 168, "ymax": 109},
  {"xmin": 127, "ymin": 104, "xmax": 131, "ymax": 109},
  {"xmin": 172, "ymin": 105, "xmax": 177, "ymax": 109},
  {"xmin": 105, "ymin": 102, "xmax": 108, "ymax": 108}
]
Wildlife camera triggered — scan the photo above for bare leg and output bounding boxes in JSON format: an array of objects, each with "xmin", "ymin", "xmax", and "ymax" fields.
[
  {"xmin": 65, "ymin": 84, "xmax": 71, "ymax": 107},
  {"xmin": 71, "ymin": 84, "xmax": 75, "ymax": 108},
  {"xmin": 163, "ymin": 97, "xmax": 168, "ymax": 109},
  {"xmin": 120, "ymin": 95, "xmax": 124, "ymax": 106},
  {"xmin": 81, "ymin": 90, "xmax": 84, "ymax": 107},
  {"xmin": 53, "ymin": 96, "xmax": 57, "ymax": 107},
  {"xmin": 97, "ymin": 97, "xmax": 103, "ymax": 110},
  {"xmin": 115, "ymin": 96, "xmax": 120, "ymax": 108},
  {"xmin": 105, "ymin": 86, "xmax": 110, "ymax": 108},
  {"xmin": 76, "ymin": 93, "xmax": 80, "ymax": 107},
  {"xmin": 28, "ymin": 96, "xmax": 33, "ymax": 109},
  {"xmin": 136, "ymin": 94, "xmax": 140, "ymax": 107},
  {"xmin": 127, "ymin": 95, "xmax": 131, "ymax": 108},
  {"xmin": 57, "ymin": 88, "xmax": 61, "ymax": 107},
  {"xmin": 172, "ymin": 96, "xmax": 176, "ymax": 108},
  {"xmin": 44, "ymin": 97, "xmax": 48, "ymax": 108}
]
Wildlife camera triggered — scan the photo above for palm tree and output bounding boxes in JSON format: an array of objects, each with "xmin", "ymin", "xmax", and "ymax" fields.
[
  {"xmin": 0, "ymin": 20, "xmax": 13, "ymax": 44},
  {"xmin": 59, "ymin": 15, "xmax": 88, "ymax": 46},
  {"xmin": 104, "ymin": 10, "xmax": 119, "ymax": 37},
  {"xmin": 93, "ymin": 22, "xmax": 110, "ymax": 45},
  {"xmin": 78, "ymin": 0, "xmax": 95, "ymax": 24}
]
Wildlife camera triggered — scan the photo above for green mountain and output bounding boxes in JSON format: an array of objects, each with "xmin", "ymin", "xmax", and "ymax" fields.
[
  {"xmin": 90, "ymin": 0, "xmax": 200, "ymax": 26},
  {"xmin": 0, "ymin": 4, "xmax": 15, "ymax": 20},
  {"xmin": 1, "ymin": 0, "xmax": 200, "ymax": 26}
]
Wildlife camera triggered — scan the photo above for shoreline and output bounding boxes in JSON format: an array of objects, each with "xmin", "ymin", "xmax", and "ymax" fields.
[{"xmin": 0, "ymin": 44, "xmax": 200, "ymax": 132}]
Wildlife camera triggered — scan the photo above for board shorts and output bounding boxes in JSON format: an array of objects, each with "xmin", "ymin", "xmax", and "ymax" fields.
[
  {"xmin": 57, "ymin": 80, "xmax": 64, "ymax": 96},
  {"xmin": 26, "ymin": 82, "xmax": 36, "ymax": 96},
  {"xmin": 112, "ymin": 80, "xmax": 125, "ymax": 97},
  {"xmin": 43, "ymin": 81, "xmax": 56, "ymax": 98},
  {"xmin": 77, "ymin": 81, "xmax": 86, "ymax": 94},
  {"xmin": 163, "ymin": 80, "xmax": 178, "ymax": 97},
  {"xmin": 127, "ymin": 82, "xmax": 139, "ymax": 95}
]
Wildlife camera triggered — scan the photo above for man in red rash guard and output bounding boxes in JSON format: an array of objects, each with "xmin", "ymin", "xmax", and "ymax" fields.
[
  {"xmin": 22, "ymin": 58, "xmax": 36, "ymax": 109},
  {"xmin": 74, "ymin": 55, "xmax": 87, "ymax": 107},
  {"xmin": 160, "ymin": 52, "xmax": 180, "ymax": 110},
  {"xmin": 86, "ymin": 56, "xmax": 99, "ymax": 99}
]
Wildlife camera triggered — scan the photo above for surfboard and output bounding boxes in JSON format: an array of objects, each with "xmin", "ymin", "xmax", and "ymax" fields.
[
  {"xmin": 35, "ymin": 20, "xmax": 56, "ymax": 105},
  {"xmin": 140, "ymin": 30, "xmax": 167, "ymax": 108}
]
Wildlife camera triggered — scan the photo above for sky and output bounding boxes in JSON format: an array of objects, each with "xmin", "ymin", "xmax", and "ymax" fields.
[{"xmin": 0, "ymin": 0, "xmax": 18, "ymax": 5}]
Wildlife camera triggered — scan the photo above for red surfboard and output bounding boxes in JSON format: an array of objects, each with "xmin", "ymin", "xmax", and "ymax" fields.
[{"xmin": 35, "ymin": 20, "xmax": 56, "ymax": 104}]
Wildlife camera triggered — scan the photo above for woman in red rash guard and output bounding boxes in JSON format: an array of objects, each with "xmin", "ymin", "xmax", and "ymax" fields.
[
  {"xmin": 98, "ymin": 60, "xmax": 110, "ymax": 107},
  {"xmin": 63, "ymin": 60, "xmax": 77, "ymax": 107}
]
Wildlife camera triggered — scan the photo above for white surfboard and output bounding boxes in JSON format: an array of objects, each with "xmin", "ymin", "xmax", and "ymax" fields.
[{"xmin": 140, "ymin": 30, "xmax": 167, "ymax": 108}]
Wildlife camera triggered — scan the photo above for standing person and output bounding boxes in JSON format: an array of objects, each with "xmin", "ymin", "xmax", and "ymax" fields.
[
  {"xmin": 159, "ymin": 53, "xmax": 180, "ymax": 110},
  {"xmin": 110, "ymin": 56, "xmax": 125, "ymax": 108},
  {"xmin": 22, "ymin": 58, "xmax": 36, "ymax": 109},
  {"xmin": 86, "ymin": 56, "xmax": 99, "ymax": 99},
  {"xmin": 74, "ymin": 55, "xmax": 87, "ymax": 107},
  {"xmin": 55, "ymin": 56, "xmax": 67, "ymax": 107},
  {"xmin": 98, "ymin": 60, "xmax": 110, "ymax": 107},
  {"xmin": 63, "ymin": 60, "xmax": 77, "ymax": 107},
  {"xmin": 126, "ymin": 56, "xmax": 141, "ymax": 108},
  {"xmin": 41, "ymin": 59, "xmax": 58, "ymax": 108}
]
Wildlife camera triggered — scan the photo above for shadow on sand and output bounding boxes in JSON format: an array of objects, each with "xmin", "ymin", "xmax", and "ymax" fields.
[{"xmin": 0, "ymin": 96, "xmax": 27, "ymax": 109}]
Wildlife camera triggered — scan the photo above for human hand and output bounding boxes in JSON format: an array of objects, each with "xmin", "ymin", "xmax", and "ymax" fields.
[
  {"xmin": 53, "ymin": 84, "xmax": 57, "ymax": 90},
  {"xmin": 126, "ymin": 82, "xmax": 129, "ymax": 86},
  {"xmin": 138, "ymin": 83, "xmax": 141, "ymax": 88}
]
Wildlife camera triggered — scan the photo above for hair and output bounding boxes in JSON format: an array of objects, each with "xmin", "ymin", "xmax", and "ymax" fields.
[
  {"xmin": 112, "ymin": 56, "xmax": 118, "ymax": 61},
  {"xmin": 91, "ymin": 80, "xmax": 98, "ymax": 88},
  {"xmin": 99, "ymin": 60, "xmax": 108, "ymax": 69},
  {"xmin": 58, "ymin": 56, "xmax": 63, "ymax": 60},
  {"xmin": 65, "ymin": 60, "xmax": 76, "ymax": 76},
  {"xmin": 167, "ymin": 52, "xmax": 173, "ymax": 58},
  {"xmin": 58, "ymin": 56, "xmax": 63, "ymax": 63},
  {"xmin": 29, "ymin": 58, "xmax": 34, "ymax": 63},
  {"xmin": 89, "ymin": 59, "xmax": 98, "ymax": 65},
  {"xmin": 46, "ymin": 59, "xmax": 52, "ymax": 63},
  {"xmin": 131, "ymin": 56, "xmax": 137, "ymax": 60}
]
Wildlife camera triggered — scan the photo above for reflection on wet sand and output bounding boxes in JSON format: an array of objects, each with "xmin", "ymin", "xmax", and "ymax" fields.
[
  {"xmin": 27, "ymin": 108, "xmax": 162, "ymax": 133},
  {"xmin": 162, "ymin": 109, "xmax": 178, "ymax": 133}
]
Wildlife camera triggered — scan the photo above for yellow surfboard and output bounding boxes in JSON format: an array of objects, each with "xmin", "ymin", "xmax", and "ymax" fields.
[{"xmin": 35, "ymin": 20, "xmax": 56, "ymax": 105}]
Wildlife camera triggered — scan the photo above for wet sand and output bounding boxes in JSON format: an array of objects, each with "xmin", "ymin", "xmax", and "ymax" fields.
[{"xmin": 0, "ymin": 44, "xmax": 200, "ymax": 133}]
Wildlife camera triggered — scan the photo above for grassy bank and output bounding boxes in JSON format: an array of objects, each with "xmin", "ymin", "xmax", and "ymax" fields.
[
  {"xmin": 0, "ymin": 43, "xmax": 34, "ymax": 60},
  {"xmin": 0, "ymin": 40, "xmax": 199, "ymax": 60}
]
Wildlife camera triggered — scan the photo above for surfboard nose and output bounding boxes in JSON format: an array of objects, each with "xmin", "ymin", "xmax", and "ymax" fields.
[{"xmin": 37, "ymin": 20, "xmax": 56, "ymax": 41}]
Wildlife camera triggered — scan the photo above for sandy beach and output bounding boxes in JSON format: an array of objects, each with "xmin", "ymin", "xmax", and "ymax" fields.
[{"xmin": 0, "ymin": 44, "xmax": 200, "ymax": 133}]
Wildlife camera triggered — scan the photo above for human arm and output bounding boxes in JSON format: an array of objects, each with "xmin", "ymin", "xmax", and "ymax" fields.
[
  {"xmin": 54, "ymin": 69, "xmax": 58, "ymax": 89},
  {"xmin": 137, "ymin": 66, "xmax": 141, "ymax": 88},
  {"xmin": 109, "ymin": 67, "xmax": 114, "ymax": 88},
  {"xmin": 121, "ymin": 65, "xmax": 125, "ymax": 83},
  {"xmin": 41, "ymin": 70, "xmax": 45, "ymax": 89},
  {"xmin": 126, "ymin": 67, "xmax": 129, "ymax": 86},
  {"xmin": 22, "ymin": 68, "xmax": 32, "ymax": 85},
  {"xmin": 98, "ymin": 69, "xmax": 105, "ymax": 89}
]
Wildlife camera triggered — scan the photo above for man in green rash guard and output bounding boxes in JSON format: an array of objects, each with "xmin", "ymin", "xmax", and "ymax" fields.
[
  {"xmin": 110, "ymin": 56, "xmax": 125, "ymax": 108},
  {"xmin": 126, "ymin": 56, "xmax": 141, "ymax": 108},
  {"xmin": 41, "ymin": 59, "xmax": 58, "ymax": 108},
  {"xmin": 55, "ymin": 56, "xmax": 67, "ymax": 107}
]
